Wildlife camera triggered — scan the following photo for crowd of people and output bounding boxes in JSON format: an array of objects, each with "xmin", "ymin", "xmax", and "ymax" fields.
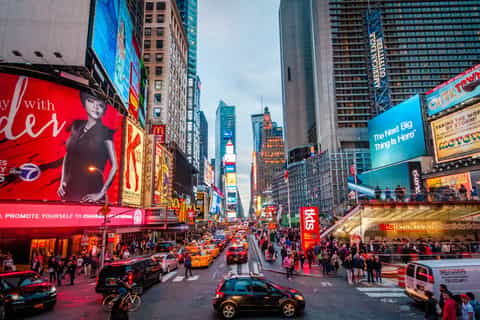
[
  {"xmin": 372, "ymin": 184, "xmax": 479, "ymax": 202},
  {"xmin": 424, "ymin": 284, "xmax": 480, "ymax": 320}
]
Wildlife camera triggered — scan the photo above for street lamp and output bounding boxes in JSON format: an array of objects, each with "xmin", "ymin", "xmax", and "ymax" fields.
[{"xmin": 87, "ymin": 166, "xmax": 109, "ymax": 272}]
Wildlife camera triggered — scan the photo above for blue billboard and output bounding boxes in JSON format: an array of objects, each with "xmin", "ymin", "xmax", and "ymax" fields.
[
  {"xmin": 225, "ymin": 164, "xmax": 235, "ymax": 173},
  {"xmin": 426, "ymin": 64, "xmax": 480, "ymax": 116},
  {"xmin": 91, "ymin": 0, "xmax": 141, "ymax": 111},
  {"xmin": 223, "ymin": 130, "xmax": 232, "ymax": 140},
  {"xmin": 369, "ymin": 95, "xmax": 427, "ymax": 169}
]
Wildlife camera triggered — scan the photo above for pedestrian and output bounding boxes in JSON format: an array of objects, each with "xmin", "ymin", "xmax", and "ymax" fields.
[
  {"xmin": 31, "ymin": 254, "xmax": 41, "ymax": 273},
  {"xmin": 461, "ymin": 294, "xmax": 475, "ymax": 320},
  {"xmin": 459, "ymin": 184, "xmax": 468, "ymax": 201},
  {"xmin": 281, "ymin": 246, "xmax": 287, "ymax": 261},
  {"xmin": 56, "ymin": 260, "xmax": 64, "ymax": 286},
  {"xmin": 343, "ymin": 255, "xmax": 353, "ymax": 285},
  {"xmin": 466, "ymin": 293, "xmax": 480, "ymax": 320},
  {"xmin": 2, "ymin": 253, "xmax": 15, "ymax": 272},
  {"xmin": 440, "ymin": 284, "xmax": 452, "ymax": 313},
  {"xmin": 67, "ymin": 257, "xmax": 77, "ymax": 285},
  {"xmin": 375, "ymin": 186, "xmax": 382, "ymax": 200},
  {"xmin": 352, "ymin": 254, "xmax": 364, "ymax": 284},
  {"xmin": 442, "ymin": 291, "xmax": 458, "ymax": 320},
  {"xmin": 47, "ymin": 256, "xmax": 57, "ymax": 283},
  {"xmin": 331, "ymin": 252, "xmax": 339, "ymax": 273},
  {"xmin": 299, "ymin": 250, "xmax": 305, "ymax": 270},
  {"xmin": 283, "ymin": 255, "xmax": 293, "ymax": 280},
  {"xmin": 184, "ymin": 253, "xmax": 193, "ymax": 279},
  {"xmin": 306, "ymin": 247, "xmax": 314, "ymax": 269},
  {"xmin": 424, "ymin": 290, "xmax": 440, "ymax": 320},
  {"xmin": 374, "ymin": 255, "xmax": 382, "ymax": 284},
  {"xmin": 366, "ymin": 256, "xmax": 375, "ymax": 283}
]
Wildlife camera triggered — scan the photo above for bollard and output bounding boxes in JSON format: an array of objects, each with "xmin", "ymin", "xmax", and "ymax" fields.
[{"xmin": 397, "ymin": 266, "xmax": 406, "ymax": 288}]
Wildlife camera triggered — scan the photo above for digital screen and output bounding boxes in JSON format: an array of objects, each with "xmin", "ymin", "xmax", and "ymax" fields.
[
  {"xmin": 223, "ymin": 130, "xmax": 232, "ymax": 139},
  {"xmin": 369, "ymin": 94, "xmax": 426, "ymax": 168},
  {"xmin": 153, "ymin": 140, "xmax": 173, "ymax": 206},
  {"xmin": 0, "ymin": 73, "xmax": 123, "ymax": 203},
  {"xmin": 225, "ymin": 173, "xmax": 236, "ymax": 186},
  {"xmin": 225, "ymin": 164, "xmax": 235, "ymax": 173},
  {"xmin": 122, "ymin": 119, "xmax": 144, "ymax": 206},
  {"xmin": 91, "ymin": 0, "xmax": 141, "ymax": 112}
]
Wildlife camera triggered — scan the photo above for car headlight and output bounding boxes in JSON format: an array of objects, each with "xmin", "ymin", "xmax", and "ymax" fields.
[
  {"xmin": 294, "ymin": 294, "xmax": 304, "ymax": 301},
  {"xmin": 10, "ymin": 294, "xmax": 24, "ymax": 301},
  {"xmin": 50, "ymin": 286, "xmax": 57, "ymax": 294}
]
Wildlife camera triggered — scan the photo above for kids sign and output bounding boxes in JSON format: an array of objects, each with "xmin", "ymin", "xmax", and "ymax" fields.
[{"xmin": 300, "ymin": 207, "xmax": 320, "ymax": 252}]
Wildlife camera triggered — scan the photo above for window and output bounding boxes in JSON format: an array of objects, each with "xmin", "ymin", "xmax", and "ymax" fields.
[
  {"xmin": 155, "ymin": 66, "xmax": 163, "ymax": 75},
  {"xmin": 153, "ymin": 107, "xmax": 161, "ymax": 118},
  {"xmin": 157, "ymin": 14, "xmax": 165, "ymax": 23},
  {"xmin": 251, "ymin": 280, "xmax": 269, "ymax": 293},
  {"xmin": 155, "ymin": 80, "xmax": 163, "ymax": 90},
  {"xmin": 154, "ymin": 93, "xmax": 162, "ymax": 104},
  {"xmin": 416, "ymin": 266, "xmax": 430, "ymax": 282},
  {"xmin": 144, "ymin": 28, "xmax": 151, "ymax": 36},
  {"xmin": 155, "ymin": 53, "xmax": 164, "ymax": 62},
  {"xmin": 145, "ymin": 67, "xmax": 150, "ymax": 75},
  {"xmin": 233, "ymin": 280, "xmax": 251, "ymax": 293},
  {"xmin": 143, "ymin": 53, "xmax": 150, "ymax": 62},
  {"xmin": 156, "ymin": 27, "xmax": 164, "ymax": 37},
  {"xmin": 156, "ymin": 40, "xmax": 164, "ymax": 49},
  {"xmin": 144, "ymin": 40, "xmax": 151, "ymax": 49},
  {"xmin": 145, "ymin": 14, "xmax": 153, "ymax": 23},
  {"xmin": 156, "ymin": 2, "xmax": 166, "ymax": 10},
  {"xmin": 406, "ymin": 264, "xmax": 415, "ymax": 277},
  {"xmin": 146, "ymin": 2, "xmax": 153, "ymax": 10},
  {"xmin": 221, "ymin": 279, "xmax": 236, "ymax": 292}
]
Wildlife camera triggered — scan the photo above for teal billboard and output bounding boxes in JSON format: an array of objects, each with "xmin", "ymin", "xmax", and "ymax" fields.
[{"xmin": 369, "ymin": 95, "xmax": 427, "ymax": 169}]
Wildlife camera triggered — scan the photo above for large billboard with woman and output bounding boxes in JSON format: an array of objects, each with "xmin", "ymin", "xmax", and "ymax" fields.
[{"xmin": 0, "ymin": 73, "xmax": 124, "ymax": 203}]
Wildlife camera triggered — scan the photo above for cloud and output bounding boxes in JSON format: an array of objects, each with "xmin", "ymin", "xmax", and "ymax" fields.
[{"xmin": 198, "ymin": 0, "xmax": 282, "ymax": 213}]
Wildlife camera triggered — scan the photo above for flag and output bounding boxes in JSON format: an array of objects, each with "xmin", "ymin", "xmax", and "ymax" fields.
[{"xmin": 284, "ymin": 170, "xmax": 289, "ymax": 182}]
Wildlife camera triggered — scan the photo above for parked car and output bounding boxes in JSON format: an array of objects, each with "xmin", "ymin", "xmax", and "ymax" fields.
[
  {"xmin": 213, "ymin": 274, "xmax": 305, "ymax": 319},
  {"xmin": 95, "ymin": 257, "xmax": 163, "ymax": 296},
  {"xmin": 0, "ymin": 271, "xmax": 56, "ymax": 316},
  {"xmin": 226, "ymin": 246, "xmax": 248, "ymax": 264},
  {"xmin": 405, "ymin": 259, "xmax": 480, "ymax": 302},
  {"xmin": 156, "ymin": 241, "xmax": 176, "ymax": 253},
  {"xmin": 152, "ymin": 253, "xmax": 179, "ymax": 274}
]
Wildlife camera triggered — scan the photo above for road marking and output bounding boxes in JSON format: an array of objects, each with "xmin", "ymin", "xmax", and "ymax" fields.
[
  {"xmin": 364, "ymin": 292, "xmax": 407, "ymax": 298},
  {"xmin": 187, "ymin": 275, "xmax": 199, "ymax": 281},
  {"xmin": 172, "ymin": 276, "xmax": 185, "ymax": 282},
  {"xmin": 357, "ymin": 288, "xmax": 404, "ymax": 292},
  {"xmin": 252, "ymin": 262, "xmax": 259, "ymax": 274},
  {"xmin": 228, "ymin": 265, "xmax": 237, "ymax": 275},
  {"xmin": 162, "ymin": 271, "xmax": 177, "ymax": 283},
  {"xmin": 320, "ymin": 281, "xmax": 332, "ymax": 287}
]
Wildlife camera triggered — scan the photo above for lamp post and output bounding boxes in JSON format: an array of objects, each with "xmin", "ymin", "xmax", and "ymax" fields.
[{"xmin": 88, "ymin": 166, "xmax": 109, "ymax": 272}]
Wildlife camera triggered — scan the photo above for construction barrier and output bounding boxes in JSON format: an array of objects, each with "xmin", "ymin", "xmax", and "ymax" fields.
[{"xmin": 397, "ymin": 266, "xmax": 406, "ymax": 288}]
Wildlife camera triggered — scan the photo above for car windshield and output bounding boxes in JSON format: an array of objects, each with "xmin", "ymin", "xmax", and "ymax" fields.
[{"xmin": 2, "ymin": 273, "xmax": 44, "ymax": 288}]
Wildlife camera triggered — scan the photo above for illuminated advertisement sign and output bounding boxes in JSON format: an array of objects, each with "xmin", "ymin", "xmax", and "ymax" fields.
[
  {"xmin": 426, "ymin": 172, "xmax": 472, "ymax": 194},
  {"xmin": 225, "ymin": 164, "xmax": 235, "ymax": 173},
  {"xmin": 0, "ymin": 203, "xmax": 143, "ymax": 228},
  {"xmin": 226, "ymin": 191, "xmax": 237, "ymax": 204},
  {"xmin": 0, "ymin": 73, "xmax": 123, "ymax": 203},
  {"xmin": 122, "ymin": 119, "xmax": 144, "ymax": 206},
  {"xmin": 225, "ymin": 173, "xmax": 236, "ymax": 186},
  {"xmin": 209, "ymin": 189, "xmax": 221, "ymax": 214},
  {"xmin": 150, "ymin": 124, "xmax": 166, "ymax": 144},
  {"xmin": 431, "ymin": 102, "xmax": 480, "ymax": 163},
  {"xmin": 223, "ymin": 154, "xmax": 236, "ymax": 164},
  {"xmin": 91, "ymin": 0, "xmax": 141, "ymax": 112},
  {"xmin": 223, "ymin": 130, "xmax": 232, "ymax": 139},
  {"xmin": 153, "ymin": 140, "xmax": 173, "ymax": 206},
  {"xmin": 227, "ymin": 211, "xmax": 236, "ymax": 219},
  {"xmin": 369, "ymin": 32, "xmax": 386, "ymax": 89},
  {"xmin": 426, "ymin": 64, "xmax": 480, "ymax": 116},
  {"xmin": 369, "ymin": 95, "xmax": 426, "ymax": 168},
  {"xmin": 300, "ymin": 207, "xmax": 320, "ymax": 252}
]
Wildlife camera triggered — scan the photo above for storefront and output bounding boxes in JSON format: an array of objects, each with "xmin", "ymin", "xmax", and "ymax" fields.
[{"xmin": 0, "ymin": 203, "xmax": 145, "ymax": 265}]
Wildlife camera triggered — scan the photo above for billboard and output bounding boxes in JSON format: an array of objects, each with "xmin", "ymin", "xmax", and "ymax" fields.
[
  {"xmin": 431, "ymin": 102, "xmax": 480, "ymax": 163},
  {"xmin": 153, "ymin": 140, "xmax": 173, "ymax": 206},
  {"xmin": 225, "ymin": 173, "xmax": 237, "ymax": 186},
  {"xmin": 0, "ymin": 73, "xmax": 123, "ymax": 203},
  {"xmin": 226, "ymin": 191, "xmax": 237, "ymax": 204},
  {"xmin": 91, "ymin": 0, "xmax": 141, "ymax": 111},
  {"xmin": 223, "ymin": 130, "xmax": 233, "ymax": 139},
  {"xmin": 426, "ymin": 172, "xmax": 472, "ymax": 195},
  {"xmin": 209, "ymin": 189, "xmax": 222, "ymax": 215},
  {"xmin": 151, "ymin": 124, "xmax": 166, "ymax": 144},
  {"xmin": 225, "ymin": 164, "xmax": 235, "ymax": 173},
  {"xmin": 426, "ymin": 64, "xmax": 480, "ymax": 116},
  {"xmin": 0, "ymin": 0, "xmax": 90, "ymax": 66},
  {"xmin": 0, "ymin": 203, "xmax": 143, "ymax": 228},
  {"xmin": 300, "ymin": 207, "xmax": 320, "ymax": 252},
  {"xmin": 369, "ymin": 95, "xmax": 427, "ymax": 168},
  {"xmin": 223, "ymin": 154, "xmax": 236, "ymax": 164},
  {"xmin": 122, "ymin": 119, "xmax": 144, "ymax": 206}
]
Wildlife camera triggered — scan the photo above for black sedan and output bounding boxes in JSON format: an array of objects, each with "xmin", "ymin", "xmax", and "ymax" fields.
[
  {"xmin": 0, "ymin": 271, "xmax": 56, "ymax": 316},
  {"xmin": 212, "ymin": 275, "xmax": 305, "ymax": 319}
]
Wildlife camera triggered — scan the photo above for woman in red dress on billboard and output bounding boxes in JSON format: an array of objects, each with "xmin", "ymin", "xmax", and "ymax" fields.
[{"xmin": 57, "ymin": 92, "xmax": 118, "ymax": 202}]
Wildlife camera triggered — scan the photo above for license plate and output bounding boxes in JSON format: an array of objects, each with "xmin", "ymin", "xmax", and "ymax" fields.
[{"xmin": 34, "ymin": 303, "xmax": 43, "ymax": 309}]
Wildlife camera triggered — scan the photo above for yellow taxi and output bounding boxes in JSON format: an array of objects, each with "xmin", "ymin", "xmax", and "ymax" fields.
[
  {"xmin": 185, "ymin": 243, "xmax": 201, "ymax": 254},
  {"xmin": 190, "ymin": 251, "xmax": 213, "ymax": 268},
  {"xmin": 203, "ymin": 244, "xmax": 220, "ymax": 258}
]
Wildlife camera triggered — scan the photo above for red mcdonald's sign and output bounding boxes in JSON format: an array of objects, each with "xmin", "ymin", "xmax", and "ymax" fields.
[
  {"xmin": 151, "ymin": 124, "xmax": 166, "ymax": 144},
  {"xmin": 299, "ymin": 207, "xmax": 320, "ymax": 252}
]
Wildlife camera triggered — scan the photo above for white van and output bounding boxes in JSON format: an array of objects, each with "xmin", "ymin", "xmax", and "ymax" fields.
[{"xmin": 405, "ymin": 259, "xmax": 480, "ymax": 302}]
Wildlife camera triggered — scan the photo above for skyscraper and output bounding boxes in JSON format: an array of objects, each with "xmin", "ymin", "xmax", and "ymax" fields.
[
  {"xmin": 215, "ymin": 101, "xmax": 236, "ymax": 190},
  {"xmin": 175, "ymin": 0, "xmax": 198, "ymax": 76},
  {"xmin": 251, "ymin": 113, "xmax": 264, "ymax": 153},
  {"xmin": 199, "ymin": 110, "xmax": 209, "ymax": 184}
]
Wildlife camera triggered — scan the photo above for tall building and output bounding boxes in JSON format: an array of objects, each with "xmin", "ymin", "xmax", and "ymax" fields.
[
  {"xmin": 175, "ymin": 0, "xmax": 198, "ymax": 76},
  {"xmin": 279, "ymin": 0, "xmax": 317, "ymax": 159},
  {"xmin": 143, "ymin": 0, "xmax": 188, "ymax": 152},
  {"xmin": 215, "ymin": 101, "xmax": 236, "ymax": 190},
  {"xmin": 251, "ymin": 113, "xmax": 264, "ymax": 153},
  {"xmin": 198, "ymin": 110, "xmax": 209, "ymax": 184}
]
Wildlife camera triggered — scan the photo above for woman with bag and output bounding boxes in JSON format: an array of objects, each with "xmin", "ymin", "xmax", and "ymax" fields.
[{"xmin": 424, "ymin": 291, "xmax": 440, "ymax": 320}]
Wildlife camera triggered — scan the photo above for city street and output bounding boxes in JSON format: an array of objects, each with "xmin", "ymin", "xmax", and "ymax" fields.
[{"xmin": 24, "ymin": 237, "xmax": 424, "ymax": 320}]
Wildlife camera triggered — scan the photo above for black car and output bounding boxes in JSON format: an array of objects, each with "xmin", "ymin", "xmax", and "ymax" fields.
[
  {"xmin": 213, "ymin": 275, "xmax": 305, "ymax": 319},
  {"xmin": 156, "ymin": 241, "xmax": 176, "ymax": 253},
  {"xmin": 226, "ymin": 246, "xmax": 248, "ymax": 265},
  {"xmin": 0, "ymin": 271, "xmax": 56, "ymax": 316},
  {"xmin": 95, "ymin": 257, "xmax": 163, "ymax": 295}
]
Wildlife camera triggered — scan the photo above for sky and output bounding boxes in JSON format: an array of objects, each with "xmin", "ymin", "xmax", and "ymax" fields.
[{"xmin": 198, "ymin": 0, "xmax": 283, "ymax": 214}]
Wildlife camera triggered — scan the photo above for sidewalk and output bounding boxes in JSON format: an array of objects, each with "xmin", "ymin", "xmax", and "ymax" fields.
[{"xmin": 249, "ymin": 235, "xmax": 331, "ymax": 278}]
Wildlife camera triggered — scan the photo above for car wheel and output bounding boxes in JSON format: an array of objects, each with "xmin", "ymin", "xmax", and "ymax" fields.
[
  {"xmin": 281, "ymin": 301, "xmax": 296, "ymax": 318},
  {"xmin": 221, "ymin": 302, "xmax": 237, "ymax": 319}
]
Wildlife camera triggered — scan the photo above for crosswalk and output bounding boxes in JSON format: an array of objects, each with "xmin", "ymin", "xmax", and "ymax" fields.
[{"xmin": 356, "ymin": 287, "xmax": 407, "ymax": 301}]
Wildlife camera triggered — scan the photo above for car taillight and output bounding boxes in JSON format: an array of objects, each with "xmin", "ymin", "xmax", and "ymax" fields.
[
  {"xmin": 215, "ymin": 291, "xmax": 225, "ymax": 299},
  {"xmin": 127, "ymin": 273, "xmax": 134, "ymax": 285},
  {"xmin": 427, "ymin": 274, "xmax": 434, "ymax": 284},
  {"xmin": 96, "ymin": 276, "xmax": 99, "ymax": 286}
]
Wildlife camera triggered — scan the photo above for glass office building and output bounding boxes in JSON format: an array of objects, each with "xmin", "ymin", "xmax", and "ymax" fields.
[{"xmin": 215, "ymin": 101, "xmax": 236, "ymax": 190}]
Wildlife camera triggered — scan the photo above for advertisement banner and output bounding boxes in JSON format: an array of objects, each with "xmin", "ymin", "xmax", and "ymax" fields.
[
  {"xmin": 431, "ymin": 102, "xmax": 480, "ymax": 163},
  {"xmin": 225, "ymin": 173, "xmax": 236, "ymax": 186},
  {"xmin": 151, "ymin": 124, "xmax": 166, "ymax": 144},
  {"xmin": 426, "ymin": 172, "xmax": 472, "ymax": 195},
  {"xmin": 300, "ymin": 207, "xmax": 320, "ymax": 252},
  {"xmin": 91, "ymin": 0, "xmax": 141, "ymax": 112},
  {"xmin": 0, "ymin": 203, "xmax": 143, "ymax": 228},
  {"xmin": 369, "ymin": 95, "xmax": 427, "ymax": 168},
  {"xmin": 153, "ymin": 139, "xmax": 173, "ymax": 206},
  {"xmin": 122, "ymin": 119, "xmax": 144, "ymax": 206},
  {"xmin": 0, "ymin": 73, "xmax": 123, "ymax": 203},
  {"xmin": 426, "ymin": 64, "xmax": 480, "ymax": 116}
]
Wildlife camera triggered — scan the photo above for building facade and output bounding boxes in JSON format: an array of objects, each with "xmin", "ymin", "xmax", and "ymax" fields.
[
  {"xmin": 251, "ymin": 113, "xmax": 264, "ymax": 153},
  {"xmin": 143, "ymin": 0, "xmax": 188, "ymax": 152},
  {"xmin": 198, "ymin": 110, "xmax": 209, "ymax": 185},
  {"xmin": 215, "ymin": 101, "xmax": 236, "ymax": 190}
]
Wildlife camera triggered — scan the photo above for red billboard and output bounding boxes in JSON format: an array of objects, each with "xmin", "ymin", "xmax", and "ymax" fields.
[
  {"xmin": 150, "ymin": 124, "xmax": 166, "ymax": 144},
  {"xmin": 299, "ymin": 207, "xmax": 320, "ymax": 252},
  {"xmin": 0, "ymin": 73, "xmax": 124, "ymax": 203},
  {"xmin": 0, "ymin": 203, "xmax": 144, "ymax": 228}
]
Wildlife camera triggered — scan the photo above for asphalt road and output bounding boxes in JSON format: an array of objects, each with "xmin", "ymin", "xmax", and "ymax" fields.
[{"xmin": 24, "ymin": 237, "xmax": 425, "ymax": 320}]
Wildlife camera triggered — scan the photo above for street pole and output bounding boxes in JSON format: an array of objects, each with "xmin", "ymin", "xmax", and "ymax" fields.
[
  {"xmin": 100, "ymin": 192, "xmax": 109, "ymax": 272},
  {"xmin": 286, "ymin": 176, "xmax": 292, "ymax": 229}
]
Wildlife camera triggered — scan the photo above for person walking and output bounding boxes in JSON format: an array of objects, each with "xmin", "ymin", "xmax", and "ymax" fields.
[
  {"xmin": 283, "ymin": 255, "xmax": 293, "ymax": 280},
  {"xmin": 67, "ymin": 257, "xmax": 77, "ymax": 285},
  {"xmin": 306, "ymin": 247, "xmax": 314, "ymax": 269},
  {"xmin": 374, "ymin": 255, "xmax": 382, "ymax": 284},
  {"xmin": 460, "ymin": 294, "xmax": 475, "ymax": 320},
  {"xmin": 2, "ymin": 253, "xmax": 15, "ymax": 272},
  {"xmin": 366, "ymin": 256, "xmax": 375, "ymax": 283},
  {"xmin": 47, "ymin": 256, "xmax": 57, "ymax": 283},
  {"xmin": 440, "ymin": 284, "xmax": 452, "ymax": 313},
  {"xmin": 466, "ymin": 293, "xmax": 480, "ymax": 320},
  {"xmin": 352, "ymin": 254, "xmax": 364, "ymax": 284},
  {"xmin": 424, "ymin": 290, "xmax": 440, "ymax": 320},
  {"xmin": 184, "ymin": 253, "xmax": 193, "ymax": 279},
  {"xmin": 442, "ymin": 291, "xmax": 458, "ymax": 320},
  {"xmin": 299, "ymin": 250, "xmax": 305, "ymax": 270},
  {"xmin": 343, "ymin": 255, "xmax": 354, "ymax": 285},
  {"xmin": 56, "ymin": 259, "xmax": 64, "ymax": 286}
]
